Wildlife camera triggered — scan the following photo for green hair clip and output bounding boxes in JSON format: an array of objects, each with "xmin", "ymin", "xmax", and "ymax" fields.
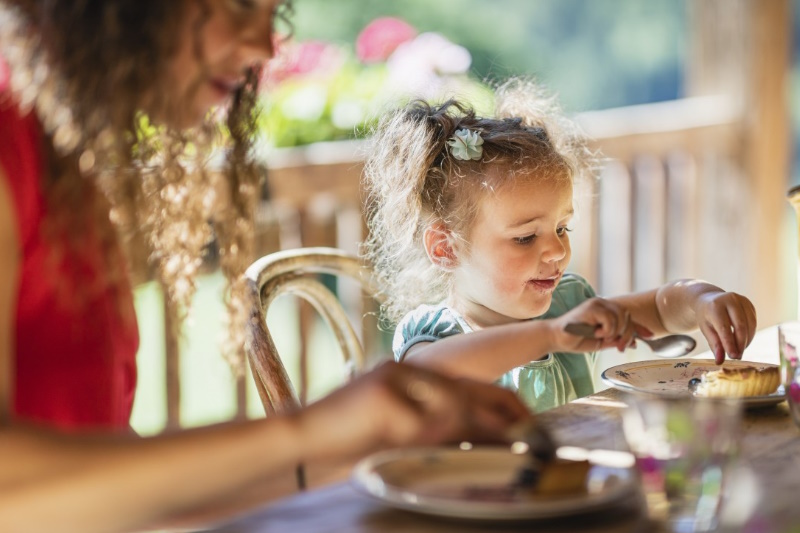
[{"xmin": 447, "ymin": 128, "xmax": 484, "ymax": 161}]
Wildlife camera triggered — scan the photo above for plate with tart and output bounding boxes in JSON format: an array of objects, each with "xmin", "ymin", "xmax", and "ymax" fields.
[
  {"xmin": 601, "ymin": 359, "xmax": 784, "ymax": 408},
  {"xmin": 351, "ymin": 445, "xmax": 636, "ymax": 520}
]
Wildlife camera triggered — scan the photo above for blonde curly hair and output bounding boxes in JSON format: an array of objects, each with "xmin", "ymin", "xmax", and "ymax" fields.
[
  {"xmin": 0, "ymin": 0, "xmax": 292, "ymax": 371},
  {"xmin": 363, "ymin": 79, "xmax": 596, "ymax": 326}
]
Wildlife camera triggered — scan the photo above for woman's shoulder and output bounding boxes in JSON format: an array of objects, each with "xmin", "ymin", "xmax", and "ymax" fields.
[
  {"xmin": 0, "ymin": 97, "xmax": 44, "ymax": 238},
  {"xmin": 0, "ymin": 98, "xmax": 42, "ymax": 175}
]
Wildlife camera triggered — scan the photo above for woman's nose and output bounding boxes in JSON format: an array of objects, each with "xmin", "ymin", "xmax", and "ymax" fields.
[{"xmin": 239, "ymin": 16, "xmax": 276, "ymax": 64}]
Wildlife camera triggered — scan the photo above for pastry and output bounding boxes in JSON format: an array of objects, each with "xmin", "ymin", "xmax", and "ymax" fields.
[
  {"xmin": 516, "ymin": 458, "xmax": 591, "ymax": 496},
  {"xmin": 536, "ymin": 458, "xmax": 591, "ymax": 496},
  {"xmin": 693, "ymin": 365, "xmax": 780, "ymax": 398}
]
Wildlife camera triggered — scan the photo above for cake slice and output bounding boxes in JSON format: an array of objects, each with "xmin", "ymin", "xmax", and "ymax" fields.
[
  {"xmin": 536, "ymin": 458, "xmax": 591, "ymax": 496},
  {"xmin": 693, "ymin": 365, "xmax": 780, "ymax": 398},
  {"xmin": 515, "ymin": 458, "xmax": 591, "ymax": 497}
]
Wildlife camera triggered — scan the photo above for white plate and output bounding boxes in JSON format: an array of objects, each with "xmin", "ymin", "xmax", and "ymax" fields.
[
  {"xmin": 601, "ymin": 359, "xmax": 785, "ymax": 408},
  {"xmin": 351, "ymin": 446, "xmax": 636, "ymax": 521}
]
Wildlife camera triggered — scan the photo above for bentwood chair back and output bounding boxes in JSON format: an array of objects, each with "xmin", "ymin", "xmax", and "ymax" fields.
[{"xmin": 244, "ymin": 247, "xmax": 377, "ymax": 417}]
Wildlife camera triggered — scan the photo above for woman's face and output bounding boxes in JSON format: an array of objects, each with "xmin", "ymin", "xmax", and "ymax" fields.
[{"xmin": 166, "ymin": 0, "xmax": 281, "ymax": 127}]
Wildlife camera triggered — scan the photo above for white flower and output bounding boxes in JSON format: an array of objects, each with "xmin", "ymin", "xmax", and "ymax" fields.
[{"xmin": 448, "ymin": 128, "xmax": 483, "ymax": 161}]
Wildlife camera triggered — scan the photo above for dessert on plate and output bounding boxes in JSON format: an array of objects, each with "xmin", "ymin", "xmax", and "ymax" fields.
[
  {"xmin": 515, "ymin": 458, "xmax": 591, "ymax": 497},
  {"xmin": 693, "ymin": 364, "xmax": 780, "ymax": 398}
]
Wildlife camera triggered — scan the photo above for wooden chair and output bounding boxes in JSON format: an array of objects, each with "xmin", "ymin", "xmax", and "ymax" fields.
[
  {"xmin": 244, "ymin": 247, "xmax": 378, "ymax": 417},
  {"xmin": 245, "ymin": 247, "xmax": 379, "ymax": 491}
]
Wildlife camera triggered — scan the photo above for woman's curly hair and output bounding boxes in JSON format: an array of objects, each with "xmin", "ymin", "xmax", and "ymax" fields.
[
  {"xmin": 363, "ymin": 78, "xmax": 597, "ymax": 326},
  {"xmin": 0, "ymin": 0, "xmax": 292, "ymax": 370}
]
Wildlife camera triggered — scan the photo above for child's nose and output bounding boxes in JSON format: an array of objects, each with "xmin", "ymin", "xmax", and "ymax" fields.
[{"xmin": 541, "ymin": 234, "xmax": 567, "ymax": 262}]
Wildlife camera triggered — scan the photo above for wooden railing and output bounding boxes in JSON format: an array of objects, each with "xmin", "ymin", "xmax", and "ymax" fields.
[
  {"xmin": 151, "ymin": 94, "xmax": 788, "ymax": 430},
  {"xmin": 154, "ymin": 0, "xmax": 791, "ymax": 430},
  {"xmin": 263, "ymin": 93, "xmax": 787, "ymax": 321}
]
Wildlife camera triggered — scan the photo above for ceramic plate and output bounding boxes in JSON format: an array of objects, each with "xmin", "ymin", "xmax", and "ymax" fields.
[
  {"xmin": 601, "ymin": 359, "xmax": 785, "ymax": 408},
  {"xmin": 351, "ymin": 446, "xmax": 636, "ymax": 521}
]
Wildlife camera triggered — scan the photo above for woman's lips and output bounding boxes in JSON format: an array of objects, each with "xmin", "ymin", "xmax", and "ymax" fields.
[{"xmin": 208, "ymin": 77, "xmax": 243, "ymax": 101}]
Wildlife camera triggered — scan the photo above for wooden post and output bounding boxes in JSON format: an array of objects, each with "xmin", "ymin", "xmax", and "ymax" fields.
[
  {"xmin": 686, "ymin": 0, "xmax": 791, "ymax": 327},
  {"xmin": 162, "ymin": 286, "xmax": 181, "ymax": 430}
]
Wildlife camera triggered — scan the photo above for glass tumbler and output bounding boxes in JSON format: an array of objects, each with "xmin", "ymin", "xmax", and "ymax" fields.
[
  {"xmin": 623, "ymin": 396, "xmax": 742, "ymax": 533},
  {"xmin": 778, "ymin": 321, "xmax": 800, "ymax": 427}
]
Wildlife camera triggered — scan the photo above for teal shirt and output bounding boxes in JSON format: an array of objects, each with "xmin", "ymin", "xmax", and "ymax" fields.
[{"xmin": 392, "ymin": 273, "xmax": 597, "ymax": 413}]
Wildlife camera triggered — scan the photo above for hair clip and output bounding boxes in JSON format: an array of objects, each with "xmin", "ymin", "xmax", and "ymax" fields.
[{"xmin": 447, "ymin": 128, "xmax": 483, "ymax": 161}]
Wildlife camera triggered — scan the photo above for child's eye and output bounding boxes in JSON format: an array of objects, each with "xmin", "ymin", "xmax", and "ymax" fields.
[
  {"xmin": 514, "ymin": 234, "xmax": 536, "ymax": 245},
  {"xmin": 557, "ymin": 226, "xmax": 573, "ymax": 237}
]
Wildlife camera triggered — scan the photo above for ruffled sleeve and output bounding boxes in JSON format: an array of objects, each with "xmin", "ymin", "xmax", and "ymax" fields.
[{"xmin": 392, "ymin": 304, "xmax": 467, "ymax": 361}]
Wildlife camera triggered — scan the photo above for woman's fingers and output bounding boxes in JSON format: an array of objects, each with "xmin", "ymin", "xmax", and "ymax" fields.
[{"xmin": 379, "ymin": 362, "xmax": 530, "ymax": 446}]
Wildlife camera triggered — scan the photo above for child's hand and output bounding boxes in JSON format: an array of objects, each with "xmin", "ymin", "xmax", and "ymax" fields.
[
  {"xmin": 694, "ymin": 291, "xmax": 757, "ymax": 364},
  {"xmin": 550, "ymin": 297, "xmax": 652, "ymax": 353}
]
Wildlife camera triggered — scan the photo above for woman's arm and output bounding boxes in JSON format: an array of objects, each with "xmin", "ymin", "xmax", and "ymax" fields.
[{"xmin": 0, "ymin": 366, "xmax": 528, "ymax": 533}]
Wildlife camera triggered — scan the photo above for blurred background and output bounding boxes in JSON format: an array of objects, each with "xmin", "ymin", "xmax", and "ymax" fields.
[{"xmin": 131, "ymin": 0, "xmax": 798, "ymax": 435}]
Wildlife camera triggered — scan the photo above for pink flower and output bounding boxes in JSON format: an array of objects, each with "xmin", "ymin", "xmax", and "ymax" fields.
[
  {"xmin": 356, "ymin": 17, "xmax": 416, "ymax": 64},
  {"xmin": 261, "ymin": 39, "xmax": 344, "ymax": 88}
]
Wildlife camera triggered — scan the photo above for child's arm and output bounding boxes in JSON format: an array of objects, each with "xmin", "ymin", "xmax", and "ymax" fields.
[
  {"xmin": 609, "ymin": 280, "xmax": 757, "ymax": 364},
  {"xmin": 403, "ymin": 297, "xmax": 645, "ymax": 381},
  {"xmin": 403, "ymin": 320, "xmax": 562, "ymax": 381}
]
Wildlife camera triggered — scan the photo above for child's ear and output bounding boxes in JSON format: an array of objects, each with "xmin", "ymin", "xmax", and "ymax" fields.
[{"xmin": 423, "ymin": 224, "xmax": 458, "ymax": 271}]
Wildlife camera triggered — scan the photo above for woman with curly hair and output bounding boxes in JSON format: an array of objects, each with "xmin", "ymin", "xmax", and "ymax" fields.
[{"xmin": 0, "ymin": 1, "xmax": 531, "ymax": 530}]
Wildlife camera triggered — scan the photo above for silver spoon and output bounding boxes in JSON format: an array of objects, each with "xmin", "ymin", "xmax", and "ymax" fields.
[{"xmin": 564, "ymin": 322, "xmax": 696, "ymax": 358}]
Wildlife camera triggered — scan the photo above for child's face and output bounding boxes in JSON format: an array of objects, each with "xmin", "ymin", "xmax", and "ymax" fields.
[
  {"xmin": 165, "ymin": 0, "xmax": 280, "ymax": 127},
  {"xmin": 451, "ymin": 177, "xmax": 574, "ymax": 326}
]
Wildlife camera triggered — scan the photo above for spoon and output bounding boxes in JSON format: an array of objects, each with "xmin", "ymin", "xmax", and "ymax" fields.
[{"xmin": 564, "ymin": 322, "xmax": 697, "ymax": 358}]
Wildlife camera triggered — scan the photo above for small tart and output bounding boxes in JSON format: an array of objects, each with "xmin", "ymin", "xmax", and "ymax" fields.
[
  {"xmin": 534, "ymin": 459, "xmax": 591, "ymax": 496},
  {"xmin": 694, "ymin": 365, "xmax": 780, "ymax": 398}
]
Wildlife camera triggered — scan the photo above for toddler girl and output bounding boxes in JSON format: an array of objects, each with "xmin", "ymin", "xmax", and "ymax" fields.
[{"xmin": 363, "ymin": 79, "xmax": 757, "ymax": 412}]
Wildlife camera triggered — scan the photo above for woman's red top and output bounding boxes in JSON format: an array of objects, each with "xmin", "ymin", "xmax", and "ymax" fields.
[{"xmin": 0, "ymin": 95, "xmax": 139, "ymax": 431}]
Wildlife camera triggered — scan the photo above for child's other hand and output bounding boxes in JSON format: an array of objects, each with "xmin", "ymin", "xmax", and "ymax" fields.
[
  {"xmin": 551, "ymin": 297, "xmax": 652, "ymax": 353},
  {"xmin": 694, "ymin": 291, "xmax": 757, "ymax": 364}
]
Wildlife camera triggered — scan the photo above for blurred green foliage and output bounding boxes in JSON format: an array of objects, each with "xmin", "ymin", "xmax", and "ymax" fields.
[{"xmin": 288, "ymin": 0, "xmax": 686, "ymax": 112}]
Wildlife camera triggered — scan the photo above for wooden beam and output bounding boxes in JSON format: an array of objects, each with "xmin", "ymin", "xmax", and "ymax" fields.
[{"xmin": 686, "ymin": 0, "xmax": 791, "ymax": 327}]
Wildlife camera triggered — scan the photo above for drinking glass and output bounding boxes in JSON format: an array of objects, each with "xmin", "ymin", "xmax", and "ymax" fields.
[
  {"xmin": 778, "ymin": 321, "xmax": 800, "ymax": 428},
  {"xmin": 622, "ymin": 396, "xmax": 741, "ymax": 533}
]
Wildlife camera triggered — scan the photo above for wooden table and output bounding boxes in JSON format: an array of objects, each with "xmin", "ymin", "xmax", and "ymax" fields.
[{"xmin": 207, "ymin": 388, "xmax": 800, "ymax": 533}]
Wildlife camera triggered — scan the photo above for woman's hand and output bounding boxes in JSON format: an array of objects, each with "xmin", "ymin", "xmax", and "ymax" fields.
[
  {"xmin": 693, "ymin": 291, "xmax": 757, "ymax": 364},
  {"xmin": 292, "ymin": 361, "xmax": 531, "ymax": 461},
  {"xmin": 549, "ymin": 297, "xmax": 652, "ymax": 354}
]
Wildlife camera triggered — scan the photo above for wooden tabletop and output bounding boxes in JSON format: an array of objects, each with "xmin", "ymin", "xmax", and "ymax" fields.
[{"xmin": 208, "ymin": 388, "xmax": 800, "ymax": 533}]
